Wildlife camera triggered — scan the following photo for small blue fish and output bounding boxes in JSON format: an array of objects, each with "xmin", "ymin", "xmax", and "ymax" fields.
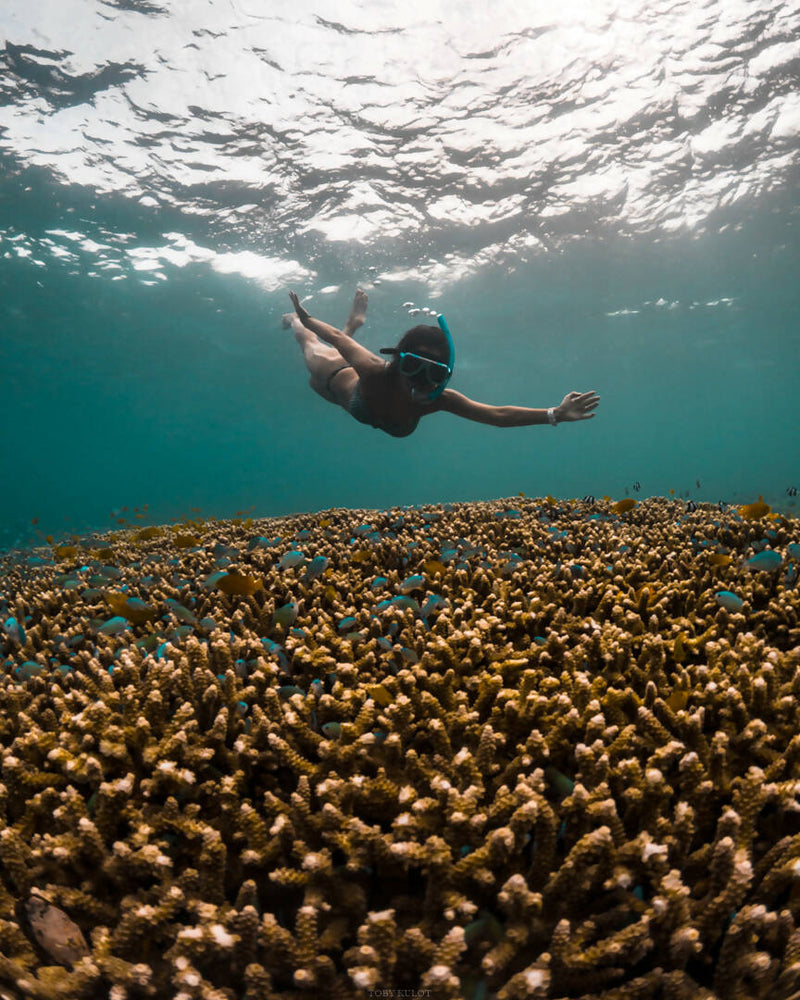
[
  {"xmin": 125, "ymin": 597, "xmax": 151, "ymax": 613},
  {"xmin": 337, "ymin": 616, "xmax": 357, "ymax": 632},
  {"xmin": 716, "ymin": 591, "xmax": 744, "ymax": 612},
  {"xmin": 98, "ymin": 616, "xmax": 130, "ymax": 635},
  {"xmin": 786, "ymin": 544, "xmax": 800, "ymax": 561},
  {"xmin": 14, "ymin": 661, "xmax": 43, "ymax": 680},
  {"xmin": 201, "ymin": 570, "xmax": 228, "ymax": 590},
  {"xmin": 389, "ymin": 595, "xmax": 421, "ymax": 614},
  {"xmin": 2, "ymin": 617, "xmax": 26, "ymax": 646},
  {"xmin": 321, "ymin": 722, "xmax": 341, "ymax": 739},
  {"xmin": 279, "ymin": 550, "xmax": 306, "ymax": 570},
  {"xmin": 744, "ymin": 550, "xmax": 782, "ymax": 571},
  {"xmin": 248, "ymin": 536, "xmax": 276, "ymax": 551},
  {"xmin": 164, "ymin": 598, "xmax": 197, "ymax": 625},
  {"xmin": 304, "ymin": 555, "xmax": 329, "ymax": 581},
  {"xmin": 398, "ymin": 574, "xmax": 425, "ymax": 594},
  {"xmin": 213, "ymin": 543, "xmax": 240, "ymax": 560},
  {"xmin": 370, "ymin": 576, "xmax": 388, "ymax": 592},
  {"xmin": 420, "ymin": 594, "xmax": 447, "ymax": 619},
  {"xmin": 167, "ymin": 626, "xmax": 193, "ymax": 640},
  {"xmin": 261, "ymin": 637, "xmax": 289, "ymax": 668},
  {"xmin": 272, "ymin": 602, "xmax": 298, "ymax": 628}
]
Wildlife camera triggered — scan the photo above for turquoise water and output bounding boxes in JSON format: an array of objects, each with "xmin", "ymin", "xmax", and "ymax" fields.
[{"xmin": 1, "ymin": 1, "xmax": 798, "ymax": 548}]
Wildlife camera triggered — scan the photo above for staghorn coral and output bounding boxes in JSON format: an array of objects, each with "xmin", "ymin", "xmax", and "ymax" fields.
[{"xmin": 0, "ymin": 495, "xmax": 799, "ymax": 998}]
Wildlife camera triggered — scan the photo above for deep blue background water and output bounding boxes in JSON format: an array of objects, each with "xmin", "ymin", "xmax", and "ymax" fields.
[{"xmin": 1, "ymin": 1, "xmax": 798, "ymax": 548}]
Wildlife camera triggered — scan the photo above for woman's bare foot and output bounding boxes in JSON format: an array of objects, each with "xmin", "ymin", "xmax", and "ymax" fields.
[
  {"xmin": 281, "ymin": 312, "xmax": 296, "ymax": 329},
  {"xmin": 343, "ymin": 287, "xmax": 368, "ymax": 338}
]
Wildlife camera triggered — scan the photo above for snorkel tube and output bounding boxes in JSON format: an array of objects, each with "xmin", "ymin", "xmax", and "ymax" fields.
[{"xmin": 411, "ymin": 313, "xmax": 455, "ymax": 403}]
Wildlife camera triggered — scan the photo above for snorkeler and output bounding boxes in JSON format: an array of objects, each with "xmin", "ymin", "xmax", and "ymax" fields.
[{"xmin": 283, "ymin": 288, "xmax": 599, "ymax": 438}]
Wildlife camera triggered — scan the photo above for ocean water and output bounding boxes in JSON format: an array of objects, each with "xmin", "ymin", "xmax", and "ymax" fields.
[{"xmin": 1, "ymin": 0, "xmax": 798, "ymax": 548}]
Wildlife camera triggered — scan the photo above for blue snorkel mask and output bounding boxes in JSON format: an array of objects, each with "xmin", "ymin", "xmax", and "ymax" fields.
[{"xmin": 380, "ymin": 313, "xmax": 455, "ymax": 403}]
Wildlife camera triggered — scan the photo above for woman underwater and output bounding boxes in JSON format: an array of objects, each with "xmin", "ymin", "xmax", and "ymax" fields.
[{"xmin": 284, "ymin": 288, "xmax": 599, "ymax": 438}]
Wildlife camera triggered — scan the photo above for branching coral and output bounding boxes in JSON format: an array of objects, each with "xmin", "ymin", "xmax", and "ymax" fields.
[{"xmin": 1, "ymin": 496, "xmax": 799, "ymax": 998}]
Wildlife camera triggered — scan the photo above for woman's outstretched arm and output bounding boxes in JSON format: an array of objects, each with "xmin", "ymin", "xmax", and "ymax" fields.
[{"xmin": 434, "ymin": 389, "xmax": 600, "ymax": 426}]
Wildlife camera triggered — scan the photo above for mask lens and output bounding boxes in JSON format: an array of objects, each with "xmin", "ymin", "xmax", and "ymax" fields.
[
  {"xmin": 399, "ymin": 353, "xmax": 450, "ymax": 385},
  {"xmin": 426, "ymin": 364, "xmax": 449, "ymax": 387},
  {"xmin": 398, "ymin": 354, "xmax": 424, "ymax": 377}
]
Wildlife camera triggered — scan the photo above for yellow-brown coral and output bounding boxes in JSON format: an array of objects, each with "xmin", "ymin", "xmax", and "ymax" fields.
[{"xmin": 0, "ymin": 495, "xmax": 799, "ymax": 998}]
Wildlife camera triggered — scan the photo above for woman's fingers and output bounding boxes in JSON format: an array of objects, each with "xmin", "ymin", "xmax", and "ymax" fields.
[
  {"xmin": 288, "ymin": 290, "xmax": 311, "ymax": 324},
  {"xmin": 560, "ymin": 390, "xmax": 600, "ymax": 420}
]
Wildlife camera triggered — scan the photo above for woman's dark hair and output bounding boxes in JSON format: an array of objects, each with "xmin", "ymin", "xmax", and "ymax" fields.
[{"xmin": 395, "ymin": 325, "xmax": 449, "ymax": 362}]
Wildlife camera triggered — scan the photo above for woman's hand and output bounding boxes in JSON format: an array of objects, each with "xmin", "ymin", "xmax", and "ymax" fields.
[
  {"xmin": 556, "ymin": 390, "xmax": 600, "ymax": 422},
  {"xmin": 288, "ymin": 291, "xmax": 311, "ymax": 326}
]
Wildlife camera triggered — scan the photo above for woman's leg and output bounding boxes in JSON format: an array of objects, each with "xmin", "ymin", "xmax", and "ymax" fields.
[
  {"xmin": 289, "ymin": 288, "xmax": 368, "ymax": 342},
  {"xmin": 342, "ymin": 288, "xmax": 368, "ymax": 337},
  {"xmin": 283, "ymin": 314, "xmax": 357, "ymax": 405},
  {"xmin": 282, "ymin": 288, "xmax": 366, "ymax": 404}
]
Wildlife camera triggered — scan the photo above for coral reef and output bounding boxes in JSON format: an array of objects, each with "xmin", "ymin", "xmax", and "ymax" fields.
[{"xmin": 1, "ymin": 495, "xmax": 799, "ymax": 999}]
